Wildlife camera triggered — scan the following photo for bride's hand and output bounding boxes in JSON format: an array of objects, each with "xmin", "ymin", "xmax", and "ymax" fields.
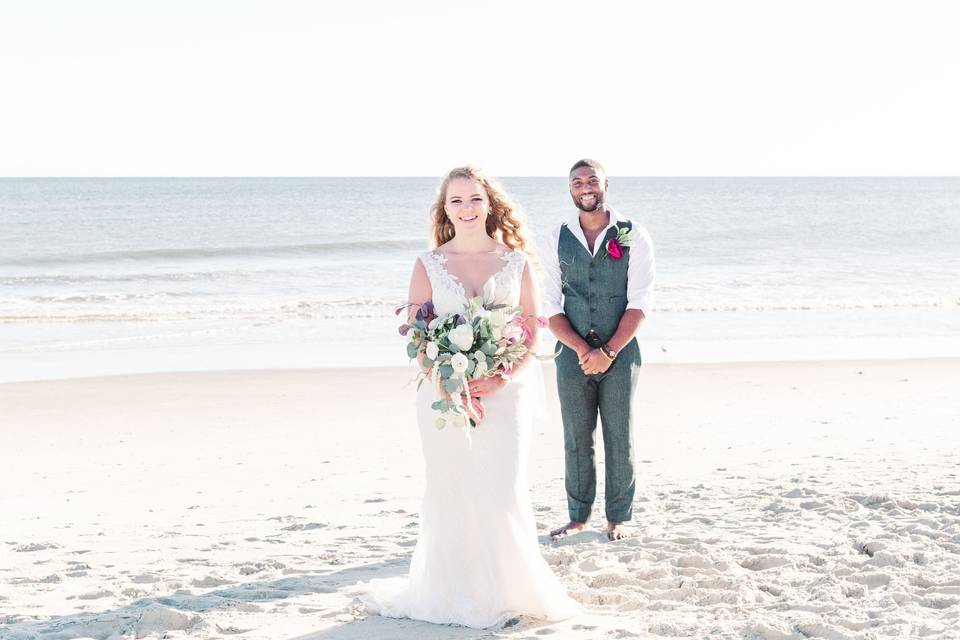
[
  {"xmin": 467, "ymin": 376, "xmax": 506, "ymax": 398},
  {"xmin": 467, "ymin": 396, "xmax": 486, "ymax": 425}
]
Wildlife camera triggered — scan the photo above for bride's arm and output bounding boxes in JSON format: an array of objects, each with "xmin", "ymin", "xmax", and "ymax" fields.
[
  {"xmin": 407, "ymin": 258, "xmax": 433, "ymax": 375},
  {"xmin": 514, "ymin": 259, "xmax": 541, "ymax": 371}
]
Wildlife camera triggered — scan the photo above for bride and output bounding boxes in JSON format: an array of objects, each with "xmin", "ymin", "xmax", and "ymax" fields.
[{"xmin": 362, "ymin": 166, "xmax": 581, "ymax": 628}]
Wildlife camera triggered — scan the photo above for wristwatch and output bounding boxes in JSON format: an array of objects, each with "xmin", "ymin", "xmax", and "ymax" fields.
[{"xmin": 600, "ymin": 344, "xmax": 618, "ymax": 361}]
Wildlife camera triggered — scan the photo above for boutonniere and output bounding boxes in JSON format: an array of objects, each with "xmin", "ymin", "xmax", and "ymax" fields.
[{"xmin": 605, "ymin": 226, "xmax": 634, "ymax": 260}]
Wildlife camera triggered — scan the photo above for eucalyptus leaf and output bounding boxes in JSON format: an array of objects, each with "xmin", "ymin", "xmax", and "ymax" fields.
[
  {"xmin": 440, "ymin": 364, "xmax": 454, "ymax": 378},
  {"xmin": 444, "ymin": 378, "xmax": 462, "ymax": 393},
  {"xmin": 406, "ymin": 343, "xmax": 419, "ymax": 359}
]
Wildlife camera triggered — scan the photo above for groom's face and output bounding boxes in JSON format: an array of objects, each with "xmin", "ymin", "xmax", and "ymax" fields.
[{"xmin": 569, "ymin": 167, "xmax": 608, "ymax": 213}]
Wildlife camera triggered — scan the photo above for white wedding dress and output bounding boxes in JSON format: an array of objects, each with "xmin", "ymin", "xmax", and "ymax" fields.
[{"xmin": 361, "ymin": 249, "xmax": 581, "ymax": 629}]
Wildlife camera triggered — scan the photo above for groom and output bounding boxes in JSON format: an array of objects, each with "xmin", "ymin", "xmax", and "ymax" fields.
[{"xmin": 541, "ymin": 159, "xmax": 655, "ymax": 541}]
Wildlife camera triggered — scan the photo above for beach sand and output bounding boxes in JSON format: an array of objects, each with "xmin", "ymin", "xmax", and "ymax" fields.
[{"xmin": 2, "ymin": 359, "xmax": 959, "ymax": 639}]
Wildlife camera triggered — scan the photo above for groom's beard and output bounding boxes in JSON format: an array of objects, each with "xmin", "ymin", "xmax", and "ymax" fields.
[{"xmin": 572, "ymin": 191, "xmax": 605, "ymax": 212}]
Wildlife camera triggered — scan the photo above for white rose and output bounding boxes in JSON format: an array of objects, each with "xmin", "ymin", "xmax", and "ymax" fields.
[
  {"xmin": 448, "ymin": 324, "xmax": 475, "ymax": 351},
  {"xmin": 450, "ymin": 352, "xmax": 469, "ymax": 374},
  {"xmin": 425, "ymin": 341, "xmax": 439, "ymax": 361}
]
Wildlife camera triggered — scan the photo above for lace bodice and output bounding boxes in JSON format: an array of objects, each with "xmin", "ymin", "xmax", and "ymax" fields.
[{"xmin": 419, "ymin": 249, "xmax": 527, "ymax": 315}]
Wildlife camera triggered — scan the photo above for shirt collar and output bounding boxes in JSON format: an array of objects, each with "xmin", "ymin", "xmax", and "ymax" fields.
[{"xmin": 565, "ymin": 206, "xmax": 626, "ymax": 231}]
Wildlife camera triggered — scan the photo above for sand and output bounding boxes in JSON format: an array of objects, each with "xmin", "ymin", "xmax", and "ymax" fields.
[{"xmin": 2, "ymin": 359, "xmax": 959, "ymax": 639}]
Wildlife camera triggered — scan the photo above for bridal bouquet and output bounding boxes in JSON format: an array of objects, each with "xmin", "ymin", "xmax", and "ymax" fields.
[{"xmin": 397, "ymin": 296, "xmax": 542, "ymax": 430}]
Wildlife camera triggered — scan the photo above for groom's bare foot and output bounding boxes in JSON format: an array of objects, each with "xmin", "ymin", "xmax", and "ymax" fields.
[
  {"xmin": 549, "ymin": 521, "xmax": 586, "ymax": 541},
  {"xmin": 606, "ymin": 521, "xmax": 628, "ymax": 541}
]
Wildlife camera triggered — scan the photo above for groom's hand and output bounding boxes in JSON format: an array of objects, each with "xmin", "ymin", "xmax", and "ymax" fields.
[{"xmin": 579, "ymin": 349, "xmax": 613, "ymax": 375}]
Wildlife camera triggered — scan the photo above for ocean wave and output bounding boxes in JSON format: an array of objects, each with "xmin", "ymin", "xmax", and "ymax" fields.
[
  {"xmin": 1, "ymin": 271, "xmax": 244, "ymax": 286},
  {"xmin": 653, "ymin": 299, "xmax": 960, "ymax": 313},
  {"xmin": 0, "ymin": 297, "xmax": 403, "ymax": 323},
  {"xmin": 1, "ymin": 296, "xmax": 957, "ymax": 324},
  {"xmin": 27, "ymin": 292, "xmax": 187, "ymax": 304},
  {"xmin": 1, "ymin": 238, "xmax": 426, "ymax": 267}
]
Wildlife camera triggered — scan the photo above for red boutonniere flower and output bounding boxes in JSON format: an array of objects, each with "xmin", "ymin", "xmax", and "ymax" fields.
[{"xmin": 604, "ymin": 226, "xmax": 634, "ymax": 260}]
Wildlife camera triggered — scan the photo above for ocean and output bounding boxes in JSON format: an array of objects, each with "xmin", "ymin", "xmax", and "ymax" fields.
[{"xmin": 2, "ymin": 177, "xmax": 958, "ymax": 382}]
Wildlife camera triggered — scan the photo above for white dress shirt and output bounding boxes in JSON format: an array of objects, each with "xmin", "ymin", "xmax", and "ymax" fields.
[{"xmin": 540, "ymin": 207, "xmax": 655, "ymax": 321}]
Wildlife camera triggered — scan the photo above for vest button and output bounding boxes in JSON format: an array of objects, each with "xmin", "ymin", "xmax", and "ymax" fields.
[{"xmin": 590, "ymin": 307, "xmax": 597, "ymax": 312}]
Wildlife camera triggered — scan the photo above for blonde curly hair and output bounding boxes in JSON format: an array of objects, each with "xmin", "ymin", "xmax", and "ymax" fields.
[{"xmin": 429, "ymin": 166, "xmax": 531, "ymax": 254}]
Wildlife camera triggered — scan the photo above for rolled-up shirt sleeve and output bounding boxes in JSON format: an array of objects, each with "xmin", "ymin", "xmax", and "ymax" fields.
[
  {"xmin": 626, "ymin": 226, "xmax": 655, "ymax": 317},
  {"xmin": 539, "ymin": 225, "xmax": 565, "ymax": 319}
]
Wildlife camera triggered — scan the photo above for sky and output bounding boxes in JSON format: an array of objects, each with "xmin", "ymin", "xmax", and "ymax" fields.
[{"xmin": 1, "ymin": 0, "xmax": 958, "ymax": 177}]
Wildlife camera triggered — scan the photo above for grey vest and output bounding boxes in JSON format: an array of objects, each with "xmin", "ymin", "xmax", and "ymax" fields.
[{"xmin": 558, "ymin": 220, "xmax": 632, "ymax": 343}]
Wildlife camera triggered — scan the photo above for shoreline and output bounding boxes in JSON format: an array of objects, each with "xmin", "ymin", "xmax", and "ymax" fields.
[{"xmin": 3, "ymin": 353, "xmax": 960, "ymax": 386}]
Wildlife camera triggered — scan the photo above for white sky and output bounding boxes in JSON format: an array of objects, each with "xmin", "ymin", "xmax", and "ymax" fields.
[{"xmin": 1, "ymin": 1, "xmax": 958, "ymax": 176}]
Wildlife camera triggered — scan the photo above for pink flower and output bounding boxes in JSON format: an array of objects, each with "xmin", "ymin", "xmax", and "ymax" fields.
[
  {"xmin": 518, "ymin": 318, "xmax": 534, "ymax": 347},
  {"xmin": 536, "ymin": 316, "xmax": 548, "ymax": 328},
  {"xmin": 607, "ymin": 238, "xmax": 623, "ymax": 260}
]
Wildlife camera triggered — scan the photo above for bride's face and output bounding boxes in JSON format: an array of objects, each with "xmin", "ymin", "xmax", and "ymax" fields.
[{"xmin": 444, "ymin": 178, "xmax": 490, "ymax": 235}]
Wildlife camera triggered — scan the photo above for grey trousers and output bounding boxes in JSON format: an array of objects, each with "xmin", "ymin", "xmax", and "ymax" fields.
[{"xmin": 556, "ymin": 339, "xmax": 641, "ymax": 523}]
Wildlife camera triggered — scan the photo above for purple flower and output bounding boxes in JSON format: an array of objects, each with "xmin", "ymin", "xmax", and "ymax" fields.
[{"xmin": 416, "ymin": 301, "xmax": 436, "ymax": 323}]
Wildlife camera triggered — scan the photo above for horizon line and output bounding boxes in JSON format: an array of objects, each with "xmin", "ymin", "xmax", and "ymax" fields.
[{"xmin": 2, "ymin": 174, "xmax": 958, "ymax": 180}]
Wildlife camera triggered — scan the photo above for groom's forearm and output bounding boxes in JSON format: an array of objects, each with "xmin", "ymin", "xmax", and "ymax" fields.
[
  {"xmin": 548, "ymin": 314, "xmax": 590, "ymax": 358},
  {"xmin": 608, "ymin": 309, "xmax": 645, "ymax": 353}
]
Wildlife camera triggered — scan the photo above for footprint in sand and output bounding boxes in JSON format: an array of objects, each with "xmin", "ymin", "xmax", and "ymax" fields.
[
  {"xmin": 846, "ymin": 572, "xmax": 892, "ymax": 588},
  {"xmin": 281, "ymin": 522, "xmax": 327, "ymax": 531},
  {"xmin": 14, "ymin": 542, "xmax": 62, "ymax": 552},
  {"xmin": 130, "ymin": 573, "xmax": 161, "ymax": 584},
  {"xmin": 192, "ymin": 575, "xmax": 234, "ymax": 588},
  {"xmin": 11, "ymin": 575, "xmax": 61, "ymax": 585},
  {"xmin": 740, "ymin": 555, "xmax": 794, "ymax": 571}
]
